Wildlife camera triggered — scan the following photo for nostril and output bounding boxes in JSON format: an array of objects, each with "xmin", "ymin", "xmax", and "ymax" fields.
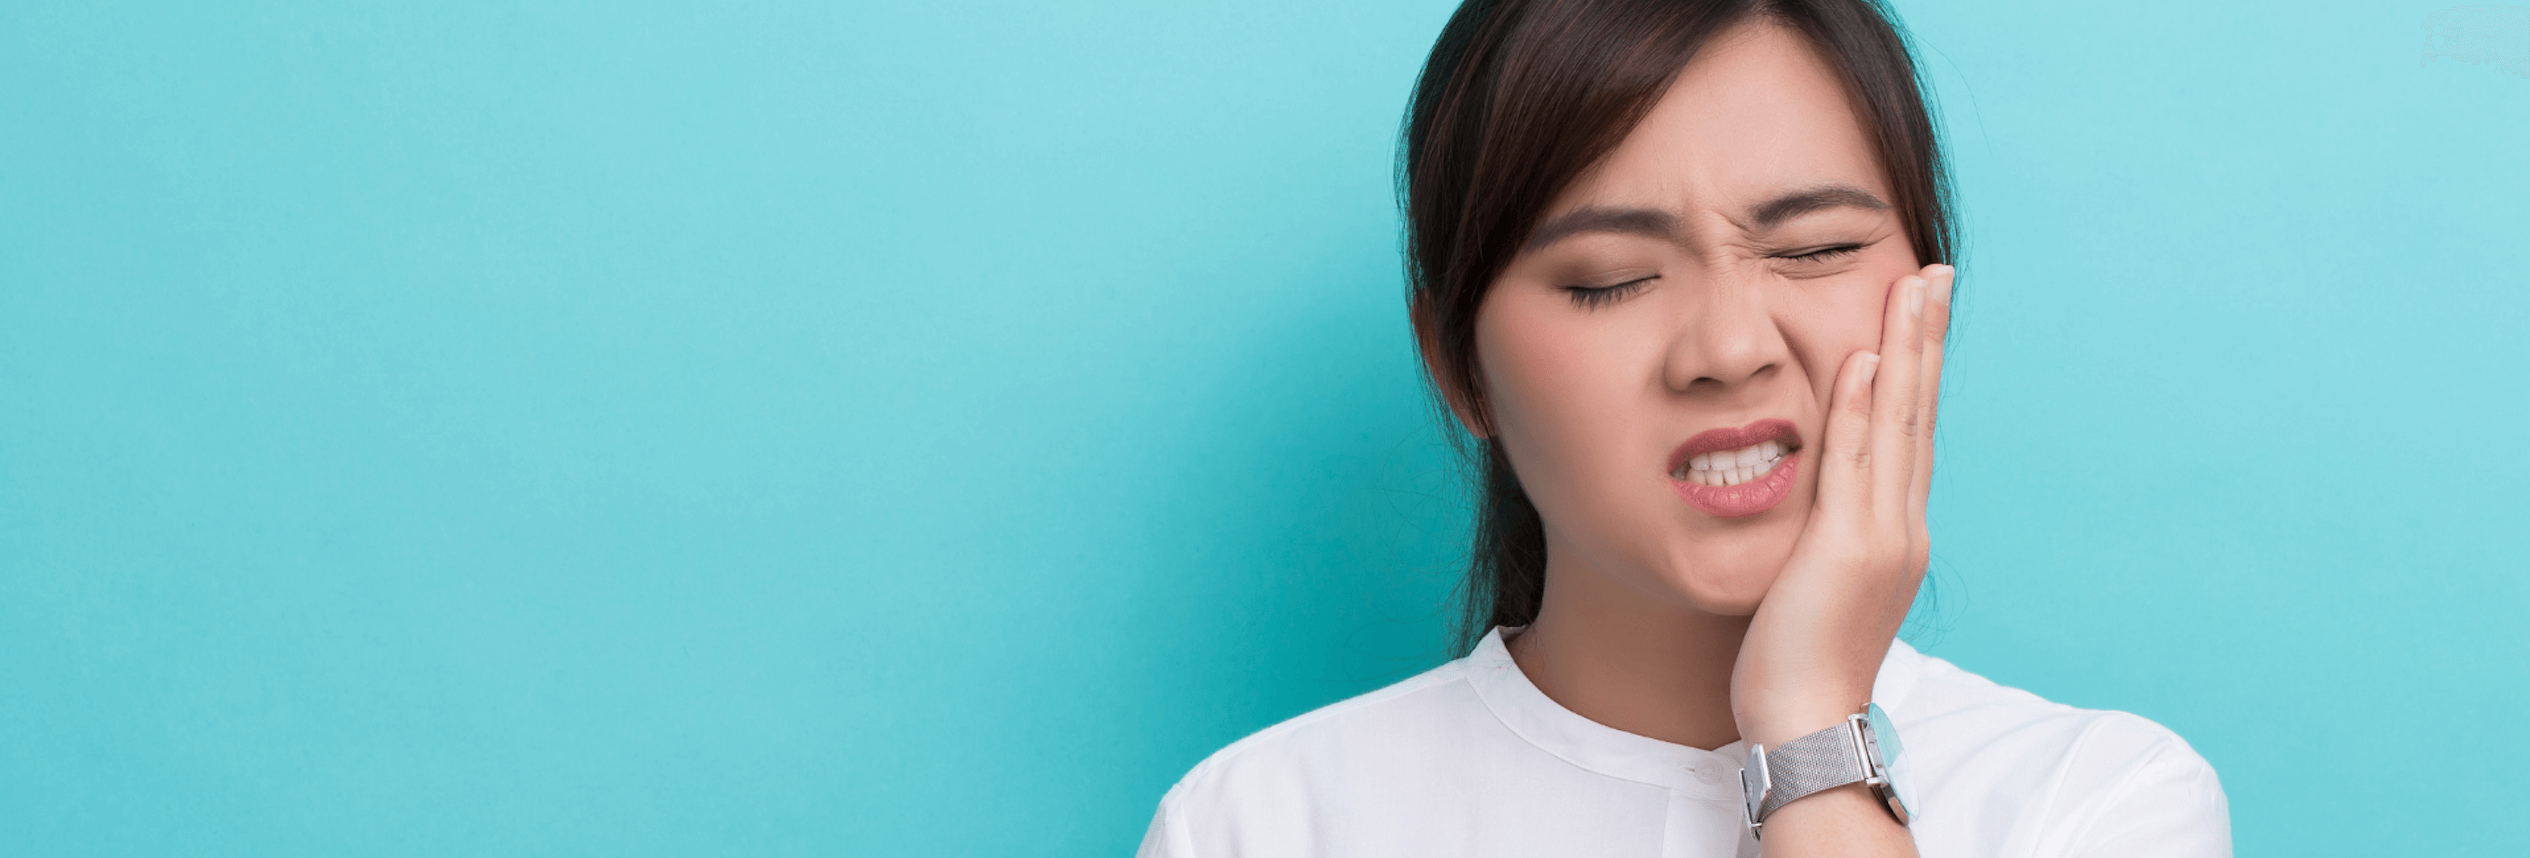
[{"xmin": 1690, "ymin": 363, "xmax": 1778, "ymax": 388}]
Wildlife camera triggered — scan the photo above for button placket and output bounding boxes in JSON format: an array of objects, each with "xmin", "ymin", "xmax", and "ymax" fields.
[{"xmin": 1679, "ymin": 762, "xmax": 1724, "ymax": 785}]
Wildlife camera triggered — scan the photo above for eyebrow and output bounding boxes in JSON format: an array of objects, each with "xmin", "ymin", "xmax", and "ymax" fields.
[
  {"xmin": 1746, "ymin": 184, "xmax": 1891, "ymax": 230},
  {"xmin": 1521, "ymin": 184, "xmax": 1893, "ymax": 252}
]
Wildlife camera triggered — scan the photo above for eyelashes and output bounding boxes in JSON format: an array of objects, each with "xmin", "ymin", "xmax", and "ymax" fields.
[
  {"xmin": 1783, "ymin": 243, "xmax": 1865, "ymax": 263},
  {"xmin": 1558, "ymin": 244, "xmax": 1868, "ymax": 309},
  {"xmin": 1562, "ymin": 276, "xmax": 1656, "ymax": 309}
]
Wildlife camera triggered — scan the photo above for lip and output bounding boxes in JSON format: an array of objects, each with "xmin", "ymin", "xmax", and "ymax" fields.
[{"xmin": 1667, "ymin": 418, "xmax": 1803, "ymax": 518}]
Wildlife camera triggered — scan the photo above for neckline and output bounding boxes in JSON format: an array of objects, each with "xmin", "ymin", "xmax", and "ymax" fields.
[{"xmin": 1461, "ymin": 624, "xmax": 1924, "ymax": 800}]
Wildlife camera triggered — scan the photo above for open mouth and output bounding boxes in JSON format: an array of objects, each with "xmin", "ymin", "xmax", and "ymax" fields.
[
  {"xmin": 1671, "ymin": 438, "xmax": 1789, "ymax": 487},
  {"xmin": 1666, "ymin": 418, "xmax": 1803, "ymax": 518}
]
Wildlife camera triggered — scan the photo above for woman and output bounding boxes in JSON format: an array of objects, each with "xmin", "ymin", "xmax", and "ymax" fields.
[{"xmin": 1139, "ymin": 0, "xmax": 2229, "ymax": 855}]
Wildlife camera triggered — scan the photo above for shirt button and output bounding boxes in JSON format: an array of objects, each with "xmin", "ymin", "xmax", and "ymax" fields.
[{"xmin": 1689, "ymin": 765, "xmax": 1722, "ymax": 784}]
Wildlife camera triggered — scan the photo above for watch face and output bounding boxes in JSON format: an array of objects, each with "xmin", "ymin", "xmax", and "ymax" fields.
[{"xmin": 1864, "ymin": 702, "xmax": 1914, "ymax": 823}]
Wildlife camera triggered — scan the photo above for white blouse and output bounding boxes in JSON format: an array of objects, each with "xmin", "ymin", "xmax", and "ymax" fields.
[{"xmin": 1137, "ymin": 626, "xmax": 2229, "ymax": 857}]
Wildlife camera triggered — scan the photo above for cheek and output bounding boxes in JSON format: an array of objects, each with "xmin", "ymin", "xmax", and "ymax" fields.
[
  {"xmin": 1472, "ymin": 305, "xmax": 1645, "ymax": 497},
  {"xmin": 1476, "ymin": 312, "xmax": 1579, "ymax": 452},
  {"xmin": 1786, "ymin": 270, "xmax": 1907, "ymax": 396}
]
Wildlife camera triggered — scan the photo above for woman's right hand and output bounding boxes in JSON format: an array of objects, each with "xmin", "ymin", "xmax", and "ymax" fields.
[{"xmin": 1729, "ymin": 262, "xmax": 1953, "ymax": 750}]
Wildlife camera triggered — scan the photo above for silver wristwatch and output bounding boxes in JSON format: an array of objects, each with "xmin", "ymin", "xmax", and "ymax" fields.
[{"xmin": 1739, "ymin": 702, "xmax": 1913, "ymax": 838}]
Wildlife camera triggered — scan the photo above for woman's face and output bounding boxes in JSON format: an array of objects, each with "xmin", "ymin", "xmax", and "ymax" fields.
[{"xmin": 1465, "ymin": 20, "xmax": 1923, "ymax": 615}]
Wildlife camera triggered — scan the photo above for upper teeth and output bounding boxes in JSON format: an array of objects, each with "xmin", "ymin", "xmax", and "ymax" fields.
[{"xmin": 1677, "ymin": 440, "xmax": 1784, "ymax": 487}]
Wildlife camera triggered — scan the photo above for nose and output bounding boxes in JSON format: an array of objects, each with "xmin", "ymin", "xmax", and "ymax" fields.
[{"xmin": 1660, "ymin": 275, "xmax": 1787, "ymax": 395}]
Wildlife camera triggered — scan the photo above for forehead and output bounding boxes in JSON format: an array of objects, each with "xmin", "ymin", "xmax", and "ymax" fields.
[{"xmin": 1550, "ymin": 19, "xmax": 1888, "ymax": 221}]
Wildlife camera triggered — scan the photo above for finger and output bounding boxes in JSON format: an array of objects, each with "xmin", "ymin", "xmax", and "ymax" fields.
[
  {"xmin": 1908, "ymin": 265, "xmax": 1955, "ymax": 542},
  {"xmin": 1813, "ymin": 348, "xmax": 1881, "ymax": 515},
  {"xmin": 1868, "ymin": 273, "xmax": 1929, "ymax": 518}
]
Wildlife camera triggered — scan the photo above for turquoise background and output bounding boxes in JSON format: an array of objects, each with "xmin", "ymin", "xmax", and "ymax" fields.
[{"xmin": 3, "ymin": 1, "xmax": 2522, "ymax": 854}]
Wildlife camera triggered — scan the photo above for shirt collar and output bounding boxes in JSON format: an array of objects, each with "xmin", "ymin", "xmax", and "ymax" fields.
[{"xmin": 1462, "ymin": 624, "xmax": 1924, "ymax": 801}]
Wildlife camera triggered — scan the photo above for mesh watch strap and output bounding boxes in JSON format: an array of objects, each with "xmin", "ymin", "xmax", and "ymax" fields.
[{"xmin": 1755, "ymin": 718, "xmax": 1869, "ymax": 821}]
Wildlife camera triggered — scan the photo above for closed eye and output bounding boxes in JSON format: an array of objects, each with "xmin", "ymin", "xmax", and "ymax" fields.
[
  {"xmin": 1779, "ymin": 244, "xmax": 1865, "ymax": 263},
  {"xmin": 1562, "ymin": 275, "xmax": 1657, "ymax": 309}
]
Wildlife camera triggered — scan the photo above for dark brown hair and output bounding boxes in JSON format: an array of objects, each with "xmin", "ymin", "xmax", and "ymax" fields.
[{"xmin": 1399, "ymin": 0, "xmax": 1957, "ymax": 654}]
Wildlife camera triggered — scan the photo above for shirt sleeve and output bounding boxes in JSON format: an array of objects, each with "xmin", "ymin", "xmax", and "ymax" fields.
[
  {"xmin": 1134, "ymin": 796, "xmax": 1195, "ymax": 858},
  {"xmin": 2062, "ymin": 716, "xmax": 2233, "ymax": 858}
]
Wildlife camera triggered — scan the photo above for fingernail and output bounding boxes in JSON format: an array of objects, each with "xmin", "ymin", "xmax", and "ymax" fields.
[
  {"xmin": 1906, "ymin": 277, "xmax": 1927, "ymax": 318},
  {"xmin": 1932, "ymin": 266, "xmax": 1954, "ymax": 306},
  {"xmin": 1860, "ymin": 352, "xmax": 1882, "ymax": 384}
]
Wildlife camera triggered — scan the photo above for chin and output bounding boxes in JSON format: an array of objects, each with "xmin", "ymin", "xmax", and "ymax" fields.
[
  {"xmin": 1663, "ymin": 566, "xmax": 1773, "ymax": 616},
  {"xmin": 1652, "ymin": 528, "xmax": 1800, "ymax": 616}
]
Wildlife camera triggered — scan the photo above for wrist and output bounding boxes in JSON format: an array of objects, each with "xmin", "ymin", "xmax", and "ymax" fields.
[
  {"xmin": 1739, "ymin": 693, "xmax": 1869, "ymax": 747},
  {"xmin": 1753, "ymin": 783, "xmax": 1914, "ymax": 855},
  {"xmin": 1739, "ymin": 702, "xmax": 1916, "ymax": 843}
]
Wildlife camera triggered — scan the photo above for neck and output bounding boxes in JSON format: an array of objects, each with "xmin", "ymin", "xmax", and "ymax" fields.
[{"xmin": 1504, "ymin": 554, "xmax": 1750, "ymax": 751}]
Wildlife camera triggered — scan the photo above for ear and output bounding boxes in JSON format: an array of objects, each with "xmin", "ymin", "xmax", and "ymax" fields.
[{"xmin": 1411, "ymin": 296, "xmax": 1491, "ymax": 439}]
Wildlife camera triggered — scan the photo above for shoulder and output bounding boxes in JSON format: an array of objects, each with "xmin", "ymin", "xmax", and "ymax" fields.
[
  {"xmin": 1892, "ymin": 643, "xmax": 2222, "ymax": 790},
  {"xmin": 1136, "ymin": 656, "xmax": 1500, "ymax": 857},
  {"xmin": 1889, "ymin": 644, "xmax": 2231, "ymax": 857},
  {"xmin": 1154, "ymin": 655, "xmax": 1485, "ymax": 808}
]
